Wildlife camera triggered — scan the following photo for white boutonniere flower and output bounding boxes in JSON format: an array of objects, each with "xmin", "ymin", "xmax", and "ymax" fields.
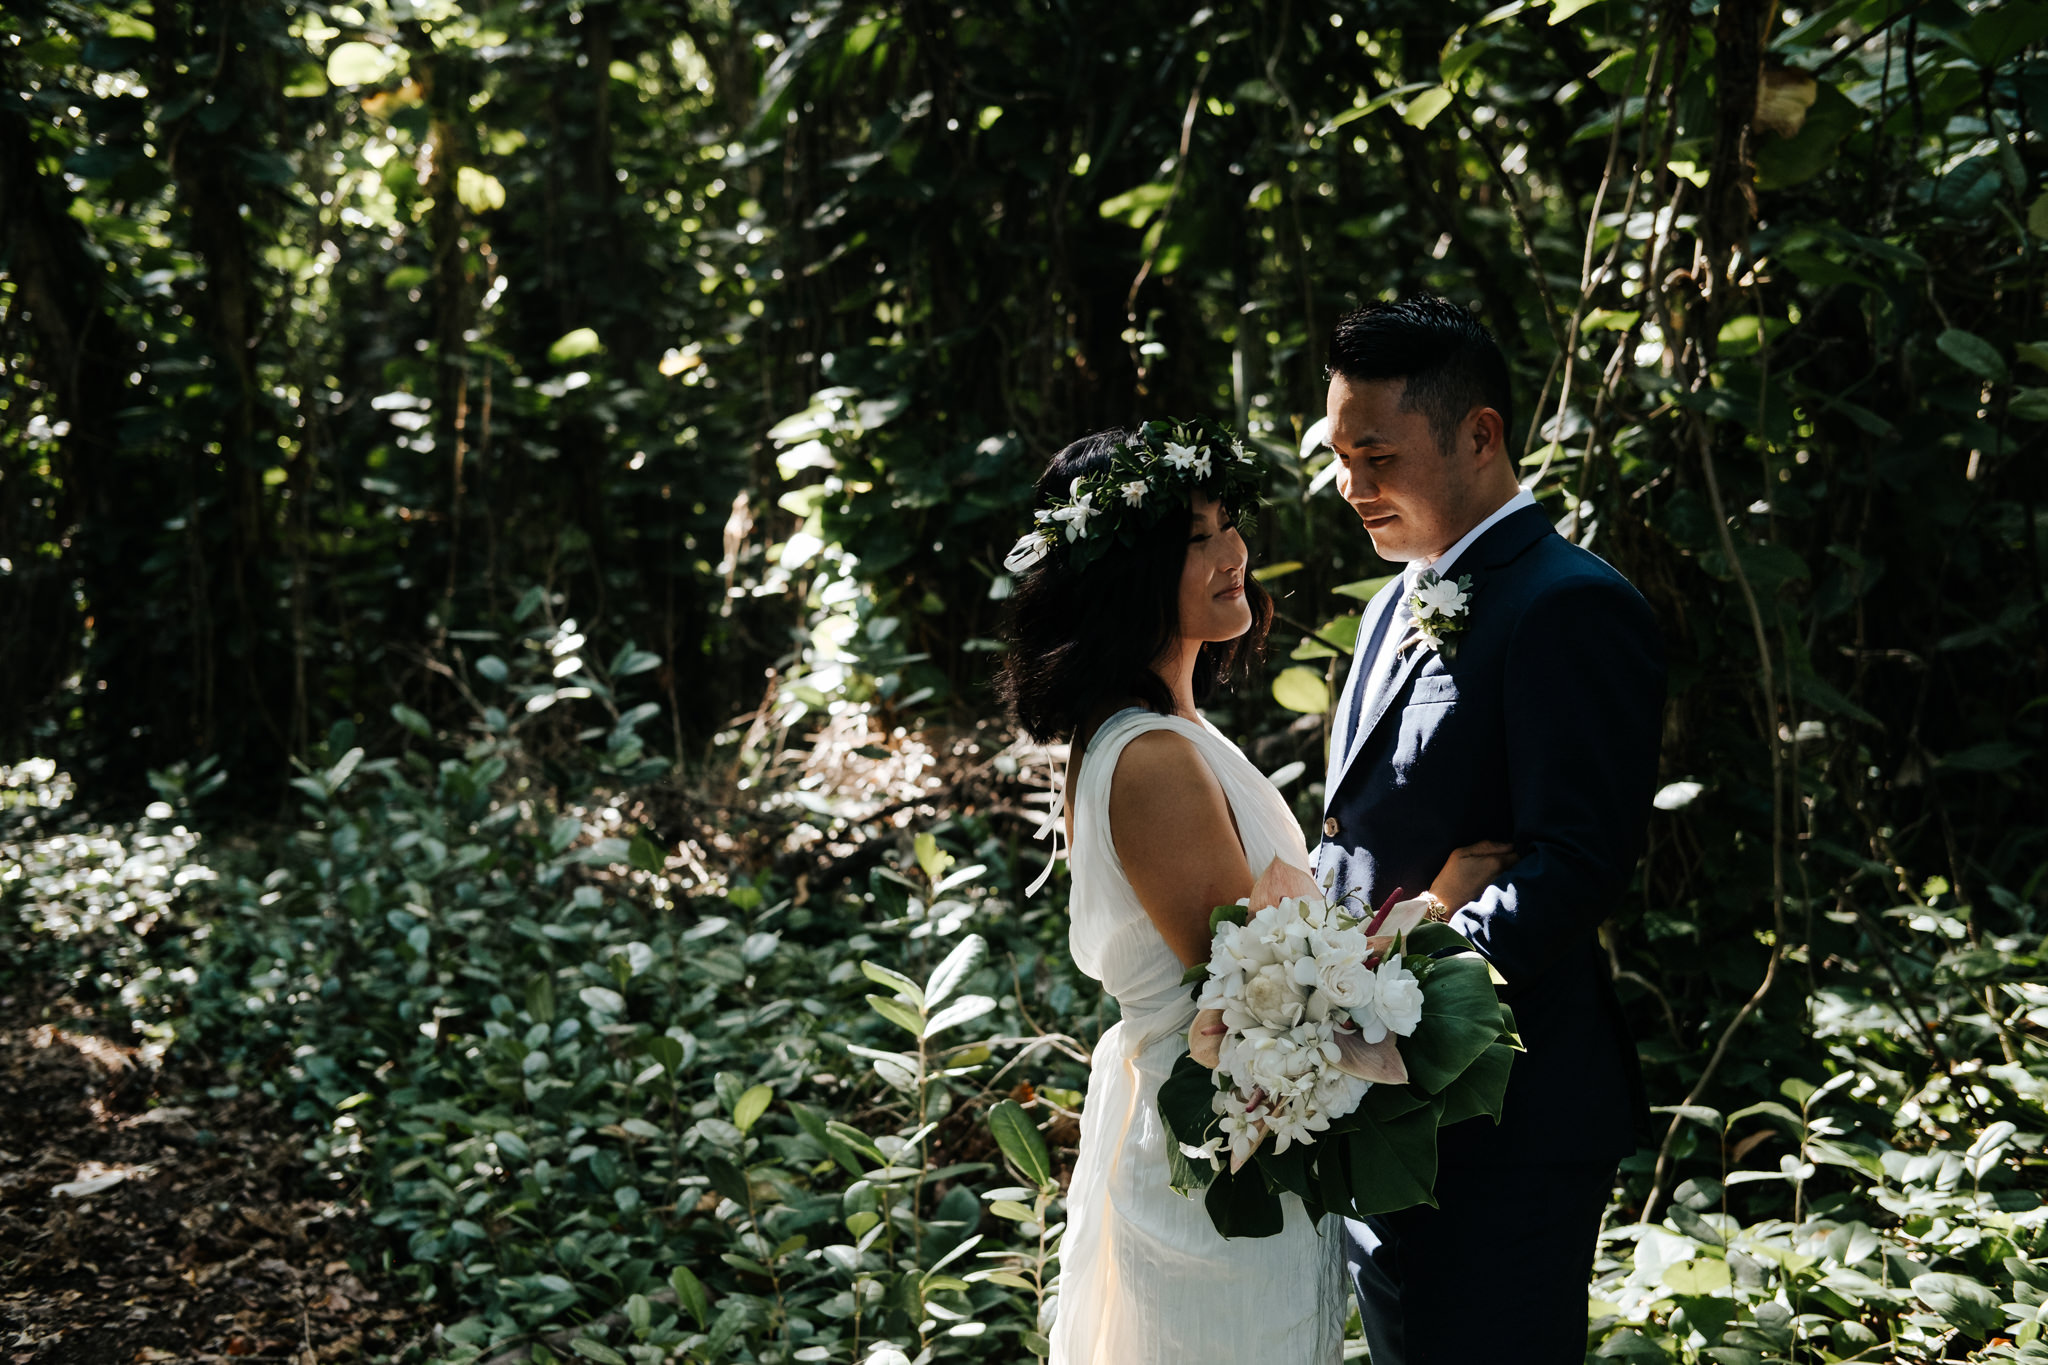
[{"xmin": 1406, "ymin": 569, "xmax": 1476, "ymax": 654}]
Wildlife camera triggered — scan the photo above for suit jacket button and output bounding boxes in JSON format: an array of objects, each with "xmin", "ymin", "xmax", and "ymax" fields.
[{"xmin": 1323, "ymin": 817, "xmax": 1340, "ymax": 839}]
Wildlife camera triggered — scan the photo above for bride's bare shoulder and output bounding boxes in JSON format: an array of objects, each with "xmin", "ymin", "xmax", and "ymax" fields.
[{"xmin": 1107, "ymin": 726, "xmax": 1224, "ymax": 815}]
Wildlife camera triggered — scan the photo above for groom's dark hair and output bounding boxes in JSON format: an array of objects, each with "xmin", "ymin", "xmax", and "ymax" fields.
[
  {"xmin": 999, "ymin": 429, "xmax": 1272, "ymax": 744},
  {"xmin": 1327, "ymin": 296, "xmax": 1514, "ymax": 454}
]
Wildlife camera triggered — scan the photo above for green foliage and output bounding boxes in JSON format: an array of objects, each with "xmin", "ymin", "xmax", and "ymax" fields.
[{"xmin": 3, "ymin": 0, "xmax": 2046, "ymax": 1359}]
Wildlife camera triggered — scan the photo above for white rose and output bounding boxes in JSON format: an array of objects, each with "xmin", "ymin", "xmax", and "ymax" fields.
[
  {"xmin": 1312, "ymin": 1067, "xmax": 1371, "ymax": 1120},
  {"xmin": 1241, "ymin": 963, "xmax": 1306, "ymax": 1027},
  {"xmin": 1313, "ymin": 938, "xmax": 1378, "ymax": 1011},
  {"xmin": 1372, "ymin": 960, "xmax": 1425, "ymax": 1038}
]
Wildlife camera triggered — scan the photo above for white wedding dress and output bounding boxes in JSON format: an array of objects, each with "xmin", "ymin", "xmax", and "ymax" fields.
[{"xmin": 1048, "ymin": 706, "xmax": 1347, "ymax": 1365}]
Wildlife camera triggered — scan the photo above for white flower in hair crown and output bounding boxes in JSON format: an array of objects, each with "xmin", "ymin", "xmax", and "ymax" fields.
[
  {"xmin": 1002, "ymin": 418, "xmax": 1264, "ymax": 576},
  {"xmin": 1406, "ymin": 569, "xmax": 1475, "ymax": 653}
]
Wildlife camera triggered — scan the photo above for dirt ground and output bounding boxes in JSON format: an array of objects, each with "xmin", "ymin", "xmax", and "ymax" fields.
[{"xmin": 0, "ymin": 996, "xmax": 414, "ymax": 1364}]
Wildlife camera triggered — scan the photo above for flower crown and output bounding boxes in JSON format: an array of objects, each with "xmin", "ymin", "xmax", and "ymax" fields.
[{"xmin": 1003, "ymin": 418, "xmax": 1265, "ymax": 576}]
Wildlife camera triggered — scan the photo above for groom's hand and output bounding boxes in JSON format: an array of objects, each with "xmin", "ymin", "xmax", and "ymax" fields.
[{"xmin": 1249, "ymin": 858, "xmax": 1320, "ymax": 913}]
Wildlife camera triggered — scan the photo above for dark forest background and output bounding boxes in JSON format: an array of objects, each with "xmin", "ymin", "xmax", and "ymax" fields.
[{"xmin": 4, "ymin": 1, "xmax": 2048, "ymax": 1362}]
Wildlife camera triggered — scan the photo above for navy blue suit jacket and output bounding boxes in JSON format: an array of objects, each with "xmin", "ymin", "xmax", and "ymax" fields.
[{"xmin": 1319, "ymin": 504, "xmax": 1664, "ymax": 1167}]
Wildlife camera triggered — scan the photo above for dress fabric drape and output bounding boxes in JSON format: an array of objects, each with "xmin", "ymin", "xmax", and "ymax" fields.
[{"xmin": 1048, "ymin": 707, "xmax": 1346, "ymax": 1365}]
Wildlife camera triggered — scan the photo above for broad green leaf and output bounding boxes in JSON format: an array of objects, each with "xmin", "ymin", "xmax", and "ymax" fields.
[
  {"xmin": 1400, "ymin": 87, "xmax": 1452, "ymax": 129},
  {"xmin": 1662, "ymin": 1257, "xmax": 1732, "ymax": 1294},
  {"xmin": 732, "ymin": 1084, "xmax": 773, "ymax": 1134},
  {"xmin": 1332, "ymin": 574, "xmax": 1399, "ymax": 602},
  {"xmin": 914, "ymin": 830, "xmax": 956, "ymax": 884},
  {"xmin": 1912, "ymin": 1272, "xmax": 2004, "ymax": 1333},
  {"xmin": 924, "ymin": 933, "xmax": 986, "ymax": 1008},
  {"xmin": 861, "ymin": 961, "xmax": 925, "ymax": 1008},
  {"xmin": 1204, "ymin": 1159, "xmax": 1287, "ymax": 1236},
  {"xmin": 1936, "ymin": 328, "xmax": 2007, "ymax": 381},
  {"xmin": 627, "ymin": 835, "xmax": 665, "ymax": 873},
  {"xmin": 1433, "ymin": 1039, "xmax": 1514, "ymax": 1126},
  {"xmin": 1727, "ymin": 1099, "xmax": 1805, "ymax": 1132},
  {"xmin": 701, "ymin": 1154, "xmax": 751, "ymax": 1207},
  {"xmin": 2008, "ymin": 387, "xmax": 2048, "ymax": 422},
  {"xmin": 988, "ymin": 1099, "xmax": 1052, "ymax": 1190},
  {"xmin": 1272, "ymin": 666, "xmax": 1330, "ymax": 714},
  {"xmin": 454, "ymin": 166, "xmax": 505, "ymax": 213},
  {"xmin": 570, "ymin": 1341, "xmax": 627, "ymax": 1365},
  {"xmin": 326, "ymin": 40, "xmax": 394, "ymax": 86},
  {"xmin": 1098, "ymin": 182, "xmax": 1174, "ymax": 227},
  {"xmin": 866, "ymin": 993, "xmax": 926, "ymax": 1038},
  {"xmin": 925, "ymin": 993, "xmax": 995, "ymax": 1038},
  {"xmin": 548, "ymin": 327, "xmax": 603, "ymax": 364},
  {"xmin": 1338, "ymin": 1100, "xmax": 1440, "ymax": 1215},
  {"xmin": 1399, "ymin": 955, "xmax": 1504, "ymax": 1092}
]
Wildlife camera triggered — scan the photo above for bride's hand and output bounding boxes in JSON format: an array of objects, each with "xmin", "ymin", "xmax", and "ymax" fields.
[{"xmin": 1429, "ymin": 840, "xmax": 1519, "ymax": 913}]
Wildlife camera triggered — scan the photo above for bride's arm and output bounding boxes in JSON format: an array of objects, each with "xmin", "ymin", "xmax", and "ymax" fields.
[{"xmin": 1107, "ymin": 731, "xmax": 1253, "ymax": 968}]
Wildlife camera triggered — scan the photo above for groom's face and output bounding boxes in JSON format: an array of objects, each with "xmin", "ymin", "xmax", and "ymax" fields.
[{"xmin": 1325, "ymin": 375, "xmax": 1482, "ymax": 564}]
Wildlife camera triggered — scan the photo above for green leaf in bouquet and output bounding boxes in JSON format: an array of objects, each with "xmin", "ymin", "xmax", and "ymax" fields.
[
  {"xmin": 1204, "ymin": 1161, "xmax": 1286, "ymax": 1238},
  {"xmin": 1180, "ymin": 960, "xmax": 1209, "ymax": 987},
  {"xmin": 1400, "ymin": 956, "xmax": 1504, "ymax": 1093},
  {"xmin": 1340, "ymin": 1099, "xmax": 1441, "ymax": 1216},
  {"xmin": 1497, "ymin": 1002, "xmax": 1521, "ymax": 1048},
  {"xmin": 1209, "ymin": 902, "xmax": 1249, "ymax": 934},
  {"xmin": 1256, "ymin": 1141, "xmax": 1315, "ymax": 1206},
  {"xmin": 1433, "ymin": 1040, "xmax": 1514, "ymax": 1127},
  {"xmin": 1158, "ymin": 1054, "xmax": 1221, "ymax": 1193},
  {"xmin": 1400, "ymin": 921, "xmax": 1472, "ymax": 958}
]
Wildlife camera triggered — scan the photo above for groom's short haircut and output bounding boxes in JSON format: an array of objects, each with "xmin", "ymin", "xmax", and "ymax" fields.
[{"xmin": 1327, "ymin": 296, "xmax": 1514, "ymax": 455}]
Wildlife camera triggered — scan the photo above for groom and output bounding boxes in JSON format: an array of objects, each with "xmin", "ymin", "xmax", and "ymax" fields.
[{"xmin": 1315, "ymin": 297, "xmax": 1665, "ymax": 1364}]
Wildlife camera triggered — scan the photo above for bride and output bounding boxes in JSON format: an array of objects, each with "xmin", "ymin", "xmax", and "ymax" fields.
[{"xmin": 999, "ymin": 421, "xmax": 1514, "ymax": 1363}]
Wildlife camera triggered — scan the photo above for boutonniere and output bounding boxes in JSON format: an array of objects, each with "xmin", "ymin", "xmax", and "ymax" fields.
[{"xmin": 1403, "ymin": 569, "xmax": 1476, "ymax": 657}]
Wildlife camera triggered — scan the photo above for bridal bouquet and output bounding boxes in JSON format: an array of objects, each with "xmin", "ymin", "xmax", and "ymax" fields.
[{"xmin": 1157, "ymin": 884, "xmax": 1519, "ymax": 1237}]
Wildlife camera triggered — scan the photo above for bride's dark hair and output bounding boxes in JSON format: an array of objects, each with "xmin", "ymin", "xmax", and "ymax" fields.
[{"xmin": 998, "ymin": 428, "xmax": 1273, "ymax": 743}]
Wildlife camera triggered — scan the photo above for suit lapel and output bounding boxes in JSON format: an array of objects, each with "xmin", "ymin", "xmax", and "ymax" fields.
[
  {"xmin": 1324, "ymin": 505, "xmax": 1559, "ymax": 803},
  {"xmin": 1326, "ymin": 582, "xmax": 1406, "ymax": 801}
]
